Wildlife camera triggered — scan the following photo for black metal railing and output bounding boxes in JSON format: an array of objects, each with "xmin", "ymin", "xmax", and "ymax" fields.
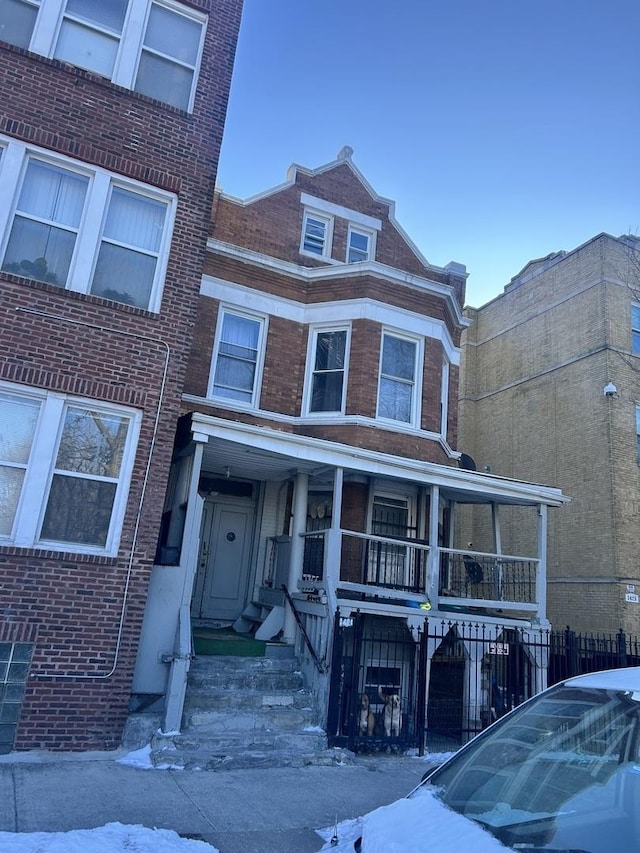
[
  {"xmin": 439, "ymin": 550, "xmax": 537, "ymax": 604},
  {"xmin": 327, "ymin": 616, "xmax": 640, "ymax": 754}
]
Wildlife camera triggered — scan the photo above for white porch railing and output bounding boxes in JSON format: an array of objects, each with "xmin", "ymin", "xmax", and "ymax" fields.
[{"xmin": 297, "ymin": 531, "xmax": 542, "ymax": 617}]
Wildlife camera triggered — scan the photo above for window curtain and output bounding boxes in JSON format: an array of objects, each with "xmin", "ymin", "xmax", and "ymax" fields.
[
  {"xmin": 2, "ymin": 161, "xmax": 87, "ymax": 285},
  {"xmin": 378, "ymin": 336, "xmax": 416, "ymax": 422},
  {"xmin": 90, "ymin": 188, "xmax": 166, "ymax": 307},
  {"xmin": 213, "ymin": 314, "xmax": 260, "ymax": 401}
]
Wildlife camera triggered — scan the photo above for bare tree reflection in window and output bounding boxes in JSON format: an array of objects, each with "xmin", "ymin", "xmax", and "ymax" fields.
[{"xmin": 40, "ymin": 407, "xmax": 129, "ymax": 546}]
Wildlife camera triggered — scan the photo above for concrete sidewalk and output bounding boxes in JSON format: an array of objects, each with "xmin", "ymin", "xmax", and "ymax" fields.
[{"xmin": 0, "ymin": 750, "xmax": 428, "ymax": 852}]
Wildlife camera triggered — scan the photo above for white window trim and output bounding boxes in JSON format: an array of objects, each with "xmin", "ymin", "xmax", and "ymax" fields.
[
  {"xmin": 302, "ymin": 324, "xmax": 351, "ymax": 416},
  {"xmin": 346, "ymin": 223, "xmax": 376, "ymax": 264},
  {"xmin": 1, "ymin": 382, "xmax": 141, "ymax": 556},
  {"xmin": 300, "ymin": 193, "xmax": 382, "ymax": 232},
  {"xmin": 376, "ymin": 329, "xmax": 423, "ymax": 429},
  {"xmin": 21, "ymin": 0, "xmax": 206, "ymax": 112},
  {"xmin": 0, "ymin": 137, "xmax": 176, "ymax": 313},
  {"xmin": 300, "ymin": 209, "xmax": 334, "ymax": 260},
  {"xmin": 208, "ymin": 306, "xmax": 268, "ymax": 409}
]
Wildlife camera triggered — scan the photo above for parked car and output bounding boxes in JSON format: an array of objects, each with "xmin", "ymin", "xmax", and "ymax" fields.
[{"xmin": 343, "ymin": 667, "xmax": 640, "ymax": 852}]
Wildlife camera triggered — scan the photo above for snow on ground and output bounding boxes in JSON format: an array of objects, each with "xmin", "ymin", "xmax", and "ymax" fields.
[
  {"xmin": 316, "ymin": 783, "xmax": 509, "ymax": 853},
  {"xmin": 0, "ymin": 823, "xmax": 218, "ymax": 853},
  {"xmin": 1, "ymin": 750, "xmax": 479, "ymax": 852}
]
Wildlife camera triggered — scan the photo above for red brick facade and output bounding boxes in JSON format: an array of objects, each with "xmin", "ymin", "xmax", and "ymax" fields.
[
  {"xmin": 185, "ymin": 157, "xmax": 466, "ymax": 466},
  {"xmin": 0, "ymin": 0, "xmax": 243, "ymax": 750}
]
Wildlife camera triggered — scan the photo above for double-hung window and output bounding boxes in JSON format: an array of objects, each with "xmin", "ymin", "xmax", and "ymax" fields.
[
  {"xmin": 632, "ymin": 305, "xmax": 640, "ymax": 355},
  {"xmin": 210, "ymin": 309, "xmax": 266, "ymax": 406},
  {"xmin": 347, "ymin": 225, "xmax": 374, "ymax": 263},
  {"xmin": 0, "ymin": 385, "xmax": 140, "ymax": 554},
  {"xmin": 0, "ymin": 0, "xmax": 206, "ymax": 112},
  {"xmin": 0, "ymin": 0, "xmax": 40, "ymax": 48},
  {"xmin": 0, "ymin": 139, "xmax": 175, "ymax": 311},
  {"xmin": 377, "ymin": 331, "xmax": 421, "ymax": 426},
  {"xmin": 307, "ymin": 327, "xmax": 348, "ymax": 414},
  {"xmin": 301, "ymin": 211, "xmax": 332, "ymax": 258}
]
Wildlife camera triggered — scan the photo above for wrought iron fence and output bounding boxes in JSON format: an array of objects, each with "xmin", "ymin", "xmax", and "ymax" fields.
[{"xmin": 326, "ymin": 615, "xmax": 640, "ymax": 754}]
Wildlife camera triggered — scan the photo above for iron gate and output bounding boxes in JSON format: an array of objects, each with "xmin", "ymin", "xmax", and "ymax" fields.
[
  {"xmin": 326, "ymin": 613, "xmax": 426, "ymax": 753},
  {"xmin": 327, "ymin": 616, "xmax": 640, "ymax": 753}
]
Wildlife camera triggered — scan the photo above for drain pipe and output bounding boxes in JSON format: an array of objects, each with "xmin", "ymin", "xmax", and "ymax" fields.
[{"xmin": 17, "ymin": 308, "xmax": 170, "ymax": 681}]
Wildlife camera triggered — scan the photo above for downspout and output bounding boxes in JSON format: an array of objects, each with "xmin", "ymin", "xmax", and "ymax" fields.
[
  {"xmin": 18, "ymin": 308, "xmax": 171, "ymax": 681},
  {"xmin": 162, "ymin": 432, "xmax": 207, "ymax": 734}
]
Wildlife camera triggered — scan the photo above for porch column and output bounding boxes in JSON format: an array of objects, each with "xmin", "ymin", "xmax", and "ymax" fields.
[
  {"xmin": 536, "ymin": 504, "xmax": 548, "ymax": 623},
  {"xmin": 162, "ymin": 433, "xmax": 207, "ymax": 735},
  {"xmin": 283, "ymin": 472, "xmax": 309, "ymax": 643},
  {"xmin": 325, "ymin": 467, "xmax": 343, "ymax": 613},
  {"xmin": 426, "ymin": 485, "xmax": 440, "ymax": 603},
  {"xmin": 491, "ymin": 503, "xmax": 502, "ymax": 553}
]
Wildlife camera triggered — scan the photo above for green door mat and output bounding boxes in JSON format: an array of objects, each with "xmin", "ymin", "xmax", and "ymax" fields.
[{"xmin": 192, "ymin": 628, "xmax": 266, "ymax": 657}]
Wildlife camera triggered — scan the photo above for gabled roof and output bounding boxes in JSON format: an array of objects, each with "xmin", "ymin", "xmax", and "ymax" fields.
[{"xmin": 216, "ymin": 146, "xmax": 468, "ymax": 283}]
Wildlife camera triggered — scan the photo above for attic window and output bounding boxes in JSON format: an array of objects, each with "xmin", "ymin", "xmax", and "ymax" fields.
[
  {"xmin": 347, "ymin": 225, "xmax": 375, "ymax": 263},
  {"xmin": 301, "ymin": 211, "xmax": 332, "ymax": 258}
]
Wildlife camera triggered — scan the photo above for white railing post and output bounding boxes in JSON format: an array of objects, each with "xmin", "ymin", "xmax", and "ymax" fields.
[
  {"xmin": 426, "ymin": 485, "xmax": 440, "ymax": 604},
  {"xmin": 536, "ymin": 504, "xmax": 548, "ymax": 623},
  {"xmin": 283, "ymin": 472, "xmax": 309, "ymax": 643}
]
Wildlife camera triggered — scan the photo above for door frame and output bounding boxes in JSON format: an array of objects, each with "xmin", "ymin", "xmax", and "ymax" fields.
[{"xmin": 191, "ymin": 492, "xmax": 257, "ymax": 622}]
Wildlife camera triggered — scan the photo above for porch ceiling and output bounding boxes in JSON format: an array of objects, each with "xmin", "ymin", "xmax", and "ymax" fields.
[
  {"xmin": 190, "ymin": 413, "xmax": 568, "ymax": 508},
  {"xmin": 200, "ymin": 435, "xmax": 334, "ymax": 484}
]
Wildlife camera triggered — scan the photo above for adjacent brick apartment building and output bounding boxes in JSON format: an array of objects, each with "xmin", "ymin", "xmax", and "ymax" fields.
[
  {"xmin": 460, "ymin": 233, "xmax": 640, "ymax": 636},
  {"xmin": 0, "ymin": 0, "xmax": 243, "ymax": 751}
]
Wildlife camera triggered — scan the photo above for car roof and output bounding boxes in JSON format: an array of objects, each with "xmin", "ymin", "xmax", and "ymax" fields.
[{"xmin": 564, "ymin": 666, "xmax": 640, "ymax": 691}]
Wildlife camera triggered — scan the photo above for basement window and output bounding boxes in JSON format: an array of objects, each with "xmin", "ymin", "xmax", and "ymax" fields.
[{"xmin": 0, "ymin": 642, "xmax": 34, "ymax": 754}]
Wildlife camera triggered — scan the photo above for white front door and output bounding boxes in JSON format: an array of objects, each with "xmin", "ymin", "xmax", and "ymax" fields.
[{"xmin": 192, "ymin": 498, "xmax": 255, "ymax": 622}]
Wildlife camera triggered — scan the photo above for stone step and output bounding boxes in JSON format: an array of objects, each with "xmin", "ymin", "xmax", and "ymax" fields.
[
  {"xmin": 183, "ymin": 705, "xmax": 316, "ymax": 733},
  {"xmin": 148, "ymin": 652, "xmax": 334, "ymax": 771},
  {"xmin": 189, "ymin": 655, "xmax": 300, "ymax": 674},
  {"xmin": 152, "ymin": 743, "xmax": 354, "ymax": 772},
  {"xmin": 183, "ymin": 688, "xmax": 312, "ymax": 713}
]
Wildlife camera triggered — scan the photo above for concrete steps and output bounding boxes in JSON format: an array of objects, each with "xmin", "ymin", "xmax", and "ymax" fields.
[{"xmin": 150, "ymin": 654, "xmax": 352, "ymax": 771}]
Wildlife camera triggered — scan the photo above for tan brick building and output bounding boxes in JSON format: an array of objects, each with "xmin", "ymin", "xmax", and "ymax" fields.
[{"xmin": 460, "ymin": 233, "xmax": 640, "ymax": 636}]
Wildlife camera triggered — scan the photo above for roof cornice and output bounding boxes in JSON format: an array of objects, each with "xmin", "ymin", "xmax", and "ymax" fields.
[{"xmin": 207, "ymin": 238, "xmax": 470, "ymax": 328}]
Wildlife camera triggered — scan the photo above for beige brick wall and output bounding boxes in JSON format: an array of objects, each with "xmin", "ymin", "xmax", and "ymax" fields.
[{"xmin": 461, "ymin": 234, "xmax": 640, "ymax": 635}]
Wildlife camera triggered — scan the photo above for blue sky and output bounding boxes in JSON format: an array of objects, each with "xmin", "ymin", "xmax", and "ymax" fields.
[{"xmin": 216, "ymin": 0, "xmax": 640, "ymax": 307}]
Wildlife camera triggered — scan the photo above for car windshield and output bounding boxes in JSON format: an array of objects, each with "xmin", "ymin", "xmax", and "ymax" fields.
[{"xmin": 424, "ymin": 683, "xmax": 640, "ymax": 852}]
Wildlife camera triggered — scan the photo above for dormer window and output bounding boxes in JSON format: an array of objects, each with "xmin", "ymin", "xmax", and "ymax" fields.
[
  {"xmin": 301, "ymin": 210, "xmax": 332, "ymax": 258},
  {"xmin": 347, "ymin": 225, "xmax": 374, "ymax": 263}
]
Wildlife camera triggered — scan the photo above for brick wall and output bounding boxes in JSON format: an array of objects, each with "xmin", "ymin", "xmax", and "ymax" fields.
[
  {"xmin": 0, "ymin": 0, "xmax": 243, "ymax": 749},
  {"xmin": 460, "ymin": 234, "xmax": 640, "ymax": 635}
]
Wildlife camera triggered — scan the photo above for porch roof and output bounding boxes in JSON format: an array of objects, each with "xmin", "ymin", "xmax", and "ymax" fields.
[{"xmin": 189, "ymin": 412, "xmax": 568, "ymax": 508}]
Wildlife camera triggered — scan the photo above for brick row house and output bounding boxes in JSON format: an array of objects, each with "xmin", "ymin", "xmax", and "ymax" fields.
[
  {"xmin": 138, "ymin": 148, "xmax": 568, "ymax": 756},
  {"xmin": 460, "ymin": 233, "xmax": 640, "ymax": 639},
  {"xmin": 0, "ymin": 0, "xmax": 243, "ymax": 751}
]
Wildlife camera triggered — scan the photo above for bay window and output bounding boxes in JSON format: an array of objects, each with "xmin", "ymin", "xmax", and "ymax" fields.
[
  {"xmin": 307, "ymin": 327, "xmax": 348, "ymax": 414},
  {"xmin": 377, "ymin": 331, "xmax": 421, "ymax": 426},
  {"xmin": 210, "ymin": 309, "xmax": 266, "ymax": 406}
]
